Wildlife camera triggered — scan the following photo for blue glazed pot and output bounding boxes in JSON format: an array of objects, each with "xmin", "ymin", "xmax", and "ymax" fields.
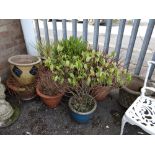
[{"xmin": 68, "ymin": 96, "xmax": 97, "ymax": 123}]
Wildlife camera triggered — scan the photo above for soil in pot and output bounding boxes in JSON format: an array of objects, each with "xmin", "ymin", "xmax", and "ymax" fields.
[
  {"xmin": 68, "ymin": 95, "xmax": 97, "ymax": 123},
  {"xmin": 91, "ymin": 86, "xmax": 112, "ymax": 102},
  {"xmin": 8, "ymin": 55, "xmax": 41, "ymax": 85},
  {"xmin": 119, "ymin": 75, "xmax": 155, "ymax": 108},
  {"xmin": 6, "ymin": 76, "xmax": 36, "ymax": 101},
  {"xmin": 36, "ymin": 85, "xmax": 64, "ymax": 108}
]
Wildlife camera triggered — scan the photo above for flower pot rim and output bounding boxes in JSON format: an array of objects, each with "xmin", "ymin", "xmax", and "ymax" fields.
[
  {"xmin": 36, "ymin": 86, "xmax": 64, "ymax": 99},
  {"xmin": 68, "ymin": 95, "xmax": 97, "ymax": 115},
  {"xmin": 121, "ymin": 75, "xmax": 144, "ymax": 95},
  {"xmin": 8, "ymin": 55, "xmax": 41, "ymax": 66}
]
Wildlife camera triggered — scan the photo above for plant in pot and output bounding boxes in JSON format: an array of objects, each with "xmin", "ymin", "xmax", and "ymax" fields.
[
  {"xmin": 68, "ymin": 81, "xmax": 97, "ymax": 123},
  {"xmin": 43, "ymin": 36, "xmax": 88, "ymax": 96},
  {"xmin": 87, "ymin": 51, "xmax": 132, "ymax": 101},
  {"xmin": 45, "ymin": 43, "xmax": 131, "ymax": 102},
  {"xmin": 63, "ymin": 50, "xmax": 131, "ymax": 102},
  {"xmin": 36, "ymin": 66, "xmax": 66, "ymax": 108},
  {"xmin": 45, "ymin": 49, "xmax": 131, "ymax": 122}
]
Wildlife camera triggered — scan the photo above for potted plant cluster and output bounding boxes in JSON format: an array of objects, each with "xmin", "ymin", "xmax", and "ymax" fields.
[
  {"xmin": 4, "ymin": 36, "xmax": 132, "ymax": 125},
  {"xmin": 7, "ymin": 54, "xmax": 41, "ymax": 101},
  {"xmin": 41, "ymin": 36, "xmax": 131, "ymax": 122}
]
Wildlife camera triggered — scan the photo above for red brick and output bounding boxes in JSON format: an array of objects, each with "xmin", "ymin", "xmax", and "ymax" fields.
[{"xmin": 0, "ymin": 19, "xmax": 27, "ymax": 79}]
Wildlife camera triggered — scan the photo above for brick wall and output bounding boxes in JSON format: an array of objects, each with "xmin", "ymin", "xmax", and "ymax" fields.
[{"xmin": 0, "ymin": 19, "xmax": 27, "ymax": 80}]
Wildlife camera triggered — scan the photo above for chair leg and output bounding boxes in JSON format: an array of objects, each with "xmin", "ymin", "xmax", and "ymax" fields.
[{"xmin": 120, "ymin": 116, "xmax": 127, "ymax": 135}]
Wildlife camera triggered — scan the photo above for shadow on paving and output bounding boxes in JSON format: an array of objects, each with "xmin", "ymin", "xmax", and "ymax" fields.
[{"xmin": 0, "ymin": 89, "xmax": 148, "ymax": 135}]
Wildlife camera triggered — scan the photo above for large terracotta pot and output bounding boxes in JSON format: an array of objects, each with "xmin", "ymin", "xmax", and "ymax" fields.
[
  {"xmin": 36, "ymin": 86, "xmax": 64, "ymax": 108},
  {"xmin": 91, "ymin": 86, "xmax": 112, "ymax": 102},
  {"xmin": 8, "ymin": 55, "xmax": 41, "ymax": 85}
]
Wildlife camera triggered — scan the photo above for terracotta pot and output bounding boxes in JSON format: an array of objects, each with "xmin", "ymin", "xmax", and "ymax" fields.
[
  {"xmin": 8, "ymin": 55, "xmax": 41, "ymax": 85},
  {"xmin": 91, "ymin": 86, "xmax": 112, "ymax": 102},
  {"xmin": 36, "ymin": 86, "xmax": 64, "ymax": 108},
  {"xmin": 6, "ymin": 76, "xmax": 36, "ymax": 101}
]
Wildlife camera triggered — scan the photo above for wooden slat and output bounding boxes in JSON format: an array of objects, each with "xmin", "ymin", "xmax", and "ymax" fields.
[
  {"xmin": 124, "ymin": 19, "xmax": 140, "ymax": 69},
  {"xmin": 43, "ymin": 19, "xmax": 50, "ymax": 43},
  {"xmin": 62, "ymin": 19, "xmax": 67, "ymax": 39},
  {"xmin": 93, "ymin": 19, "xmax": 100, "ymax": 51},
  {"xmin": 134, "ymin": 19, "xmax": 155, "ymax": 75},
  {"xmin": 115, "ymin": 19, "xmax": 126, "ymax": 62},
  {"xmin": 72, "ymin": 19, "xmax": 77, "ymax": 38},
  {"xmin": 83, "ymin": 19, "xmax": 88, "ymax": 42},
  {"xmin": 34, "ymin": 19, "xmax": 41, "ymax": 42},
  {"xmin": 52, "ymin": 19, "xmax": 58, "ymax": 42},
  {"xmin": 103, "ymin": 19, "xmax": 112, "ymax": 54}
]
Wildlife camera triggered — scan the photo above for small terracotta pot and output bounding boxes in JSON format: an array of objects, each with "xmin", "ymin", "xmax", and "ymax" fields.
[
  {"xmin": 36, "ymin": 86, "xmax": 64, "ymax": 108},
  {"xmin": 91, "ymin": 86, "xmax": 112, "ymax": 102}
]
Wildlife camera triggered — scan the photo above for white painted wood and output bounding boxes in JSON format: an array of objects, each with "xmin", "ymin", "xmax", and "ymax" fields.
[{"xmin": 20, "ymin": 19, "xmax": 38, "ymax": 56}]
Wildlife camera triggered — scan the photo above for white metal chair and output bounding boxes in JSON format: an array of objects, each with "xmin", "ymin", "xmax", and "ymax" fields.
[{"xmin": 120, "ymin": 61, "xmax": 155, "ymax": 135}]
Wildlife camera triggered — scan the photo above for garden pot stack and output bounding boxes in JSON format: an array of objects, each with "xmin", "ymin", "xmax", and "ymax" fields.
[{"xmin": 7, "ymin": 55, "xmax": 41, "ymax": 100}]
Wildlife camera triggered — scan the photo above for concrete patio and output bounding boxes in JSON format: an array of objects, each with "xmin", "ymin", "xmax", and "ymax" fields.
[{"xmin": 0, "ymin": 89, "xmax": 148, "ymax": 135}]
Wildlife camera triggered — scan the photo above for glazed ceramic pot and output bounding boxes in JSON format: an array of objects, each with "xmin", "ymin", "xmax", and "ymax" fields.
[
  {"xmin": 36, "ymin": 86, "xmax": 64, "ymax": 108},
  {"xmin": 8, "ymin": 55, "xmax": 41, "ymax": 85},
  {"xmin": 68, "ymin": 96, "xmax": 97, "ymax": 123}
]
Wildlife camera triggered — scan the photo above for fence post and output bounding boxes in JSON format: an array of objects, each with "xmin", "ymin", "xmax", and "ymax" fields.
[{"xmin": 20, "ymin": 19, "xmax": 38, "ymax": 56}]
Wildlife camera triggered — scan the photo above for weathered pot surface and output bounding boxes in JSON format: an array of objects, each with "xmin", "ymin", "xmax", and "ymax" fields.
[
  {"xmin": 68, "ymin": 95, "xmax": 97, "ymax": 123},
  {"xmin": 8, "ymin": 55, "xmax": 41, "ymax": 85},
  {"xmin": 119, "ymin": 75, "xmax": 155, "ymax": 108},
  {"xmin": 6, "ymin": 76, "xmax": 36, "ymax": 101},
  {"xmin": 36, "ymin": 86, "xmax": 64, "ymax": 108}
]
